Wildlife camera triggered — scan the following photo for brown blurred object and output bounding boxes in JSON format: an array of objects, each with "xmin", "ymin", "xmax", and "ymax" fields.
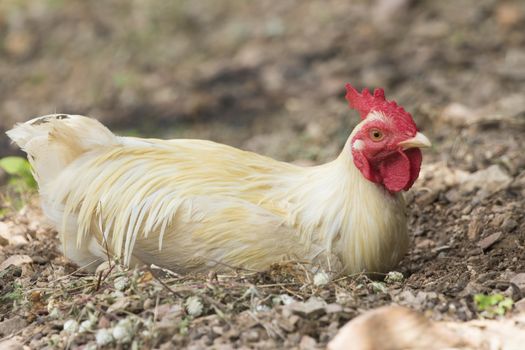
[
  {"xmin": 4, "ymin": 30, "xmax": 35, "ymax": 59},
  {"xmin": 496, "ymin": 2, "xmax": 524, "ymax": 29},
  {"xmin": 328, "ymin": 306, "xmax": 525, "ymax": 350},
  {"xmin": 0, "ymin": 337, "xmax": 24, "ymax": 350},
  {"xmin": 328, "ymin": 306, "xmax": 463, "ymax": 350}
]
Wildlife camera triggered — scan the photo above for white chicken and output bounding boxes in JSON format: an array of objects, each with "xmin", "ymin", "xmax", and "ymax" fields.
[{"xmin": 7, "ymin": 83, "xmax": 431, "ymax": 274}]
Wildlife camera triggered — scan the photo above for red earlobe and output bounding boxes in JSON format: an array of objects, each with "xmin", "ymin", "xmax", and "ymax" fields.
[{"xmin": 352, "ymin": 149, "xmax": 379, "ymax": 184}]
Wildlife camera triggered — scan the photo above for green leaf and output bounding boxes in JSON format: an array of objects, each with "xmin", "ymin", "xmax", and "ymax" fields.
[
  {"xmin": 0, "ymin": 156, "xmax": 37, "ymax": 189},
  {"xmin": 1, "ymin": 283, "xmax": 23, "ymax": 302},
  {"xmin": 371, "ymin": 281, "xmax": 387, "ymax": 293},
  {"xmin": 496, "ymin": 298, "xmax": 514, "ymax": 315},
  {"xmin": 0, "ymin": 157, "xmax": 28, "ymax": 175},
  {"xmin": 474, "ymin": 293, "xmax": 513, "ymax": 317}
]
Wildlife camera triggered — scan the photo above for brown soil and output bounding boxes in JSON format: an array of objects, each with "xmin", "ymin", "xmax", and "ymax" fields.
[{"xmin": 1, "ymin": 0, "xmax": 524, "ymax": 349}]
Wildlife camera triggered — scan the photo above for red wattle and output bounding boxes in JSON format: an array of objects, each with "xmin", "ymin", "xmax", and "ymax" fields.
[
  {"xmin": 378, "ymin": 149, "xmax": 422, "ymax": 192},
  {"xmin": 403, "ymin": 148, "xmax": 422, "ymax": 190}
]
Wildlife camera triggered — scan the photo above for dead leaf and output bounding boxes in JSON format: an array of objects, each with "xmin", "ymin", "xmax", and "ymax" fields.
[
  {"xmin": 138, "ymin": 271, "xmax": 153, "ymax": 284},
  {"xmin": 0, "ymin": 317, "xmax": 27, "ymax": 337},
  {"xmin": 467, "ymin": 219, "xmax": 483, "ymax": 241},
  {"xmin": 0, "ymin": 254, "xmax": 32, "ymax": 271},
  {"xmin": 107, "ymin": 297, "xmax": 131, "ymax": 314},
  {"xmin": 299, "ymin": 335, "xmax": 318, "ymax": 350},
  {"xmin": 287, "ymin": 297, "xmax": 327, "ymax": 318},
  {"xmin": 478, "ymin": 232, "xmax": 503, "ymax": 251},
  {"xmin": 0, "ymin": 222, "xmax": 28, "ymax": 247},
  {"xmin": 510, "ymin": 273, "xmax": 525, "ymax": 294}
]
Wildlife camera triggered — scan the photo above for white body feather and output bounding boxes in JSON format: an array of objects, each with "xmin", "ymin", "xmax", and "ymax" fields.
[{"xmin": 7, "ymin": 114, "xmax": 408, "ymax": 274}]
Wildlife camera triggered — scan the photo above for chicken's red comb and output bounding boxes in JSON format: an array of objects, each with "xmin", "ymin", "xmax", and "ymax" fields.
[{"xmin": 345, "ymin": 83, "xmax": 417, "ymax": 133}]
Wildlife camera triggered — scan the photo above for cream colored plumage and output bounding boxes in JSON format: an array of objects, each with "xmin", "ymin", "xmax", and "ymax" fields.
[{"xmin": 7, "ymin": 109, "xmax": 427, "ymax": 274}]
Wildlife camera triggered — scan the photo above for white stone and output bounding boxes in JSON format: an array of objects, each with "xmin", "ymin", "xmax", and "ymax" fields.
[
  {"xmin": 112, "ymin": 318, "xmax": 133, "ymax": 344},
  {"xmin": 96, "ymin": 329, "xmax": 114, "ymax": 346},
  {"xmin": 79, "ymin": 319, "xmax": 93, "ymax": 333},
  {"xmin": 185, "ymin": 296, "xmax": 203, "ymax": 317},
  {"xmin": 63, "ymin": 319, "xmax": 78, "ymax": 334},
  {"xmin": 313, "ymin": 271, "xmax": 331, "ymax": 286},
  {"xmin": 113, "ymin": 276, "xmax": 129, "ymax": 291}
]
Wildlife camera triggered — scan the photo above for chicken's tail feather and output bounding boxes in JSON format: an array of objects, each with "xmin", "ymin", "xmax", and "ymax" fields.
[{"xmin": 6, "ymin": 114, "xmax": 118, "ymax": 186}]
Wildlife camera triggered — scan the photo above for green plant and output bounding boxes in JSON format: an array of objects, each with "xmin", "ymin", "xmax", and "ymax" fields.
[
  {"xmin": 0, "ymin": 156, "xmax": 37, "ymax": 190},
  {"xmin": 178, "ymin": 317, "xmax": 190, "ymax": 335},
  {"xmin": 371, "ymin": 281, "xmax": 387, "ymax": 293},
  {"xmin": 474, "ymin": 293, "xmax": 513, "ymax": 317},
  {"xmin": 1, "ymin": 283, "xmax": 24, "ymax": 302}
]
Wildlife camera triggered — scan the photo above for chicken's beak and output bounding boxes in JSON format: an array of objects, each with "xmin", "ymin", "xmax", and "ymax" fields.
[{"xmin": 398, "ymin": 132, "xmax": 432, "ymax": 150}]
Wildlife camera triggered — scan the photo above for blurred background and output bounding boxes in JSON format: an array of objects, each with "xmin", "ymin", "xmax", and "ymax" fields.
[{"xmin": 0, "ymin": 0, "xmax": 524, "ymax": 165}]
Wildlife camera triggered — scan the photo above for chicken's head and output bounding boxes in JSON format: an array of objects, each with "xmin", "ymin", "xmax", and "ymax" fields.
[{"xmin": 345, "ymin": 83, "xmax": 431, "ymax": 193}]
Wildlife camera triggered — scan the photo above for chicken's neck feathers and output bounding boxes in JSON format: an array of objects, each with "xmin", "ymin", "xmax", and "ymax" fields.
[{"xmin": 277, "ymin": 142, "xmax": 406, "ymax": 273}]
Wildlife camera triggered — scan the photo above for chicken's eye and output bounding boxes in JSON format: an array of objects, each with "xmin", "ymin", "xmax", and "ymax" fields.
[{"xmin": 369, "ymin": 129, "xmax": 384, "ymax": 142}]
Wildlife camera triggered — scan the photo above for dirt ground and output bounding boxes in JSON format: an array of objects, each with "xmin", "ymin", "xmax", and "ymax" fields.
[{"xmin": 1, "ymin": 0, "xmax": 524, "ymax": 349}]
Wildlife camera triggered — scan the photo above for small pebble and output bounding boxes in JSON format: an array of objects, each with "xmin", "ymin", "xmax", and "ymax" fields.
[
  {"xmin": 84, "ymin": 344, "xmax": 97, "ymax": 350},
  {"xmin": 185, "ymin": 296, "xmax": 203, "ymax": 317},
  {"xmin": 314, "ymin": 271, "xmax": 330, "ymax": 286},
  {"xmin": 113, "ymin": 318, "xmax": 133, "ymax": 344},
  {"xmin": 501, "ymin": 218, "xmax": 518, "ymax": 233},
  {"xmin": 279, "ymin": 294, "xmax": 296, "ymax": 305},
  {"xmin": 245, "ymin": 330, "xmax": 260, "ymax": 342},
  {"xmin": 385, "ymin": 271, "xmax": 404, "ymax": 283},
  {"xmin": 96, "ymin": 328, "xmax": 114, "ymax": 346},
  {"xmin": 325, "ymin": 303, "xmax": 343, "ymax": 314},
  {"xmin": 371, "ymin": 282, "xmax": 388, "ymax": 293},
  {"xmin": 143, "ymin": 298, "xmax": 153, "ymax": 310},
  {"xmin": 63, "ymin": 319, "xmax": 78, "ymax": 334},
  {"xmin": 114, "ymin": 276, "xmax": 130, "ymax": 291},
  {"xmin": 79, "ymin": 319, "xmax": 93, "ymax": 333}
]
